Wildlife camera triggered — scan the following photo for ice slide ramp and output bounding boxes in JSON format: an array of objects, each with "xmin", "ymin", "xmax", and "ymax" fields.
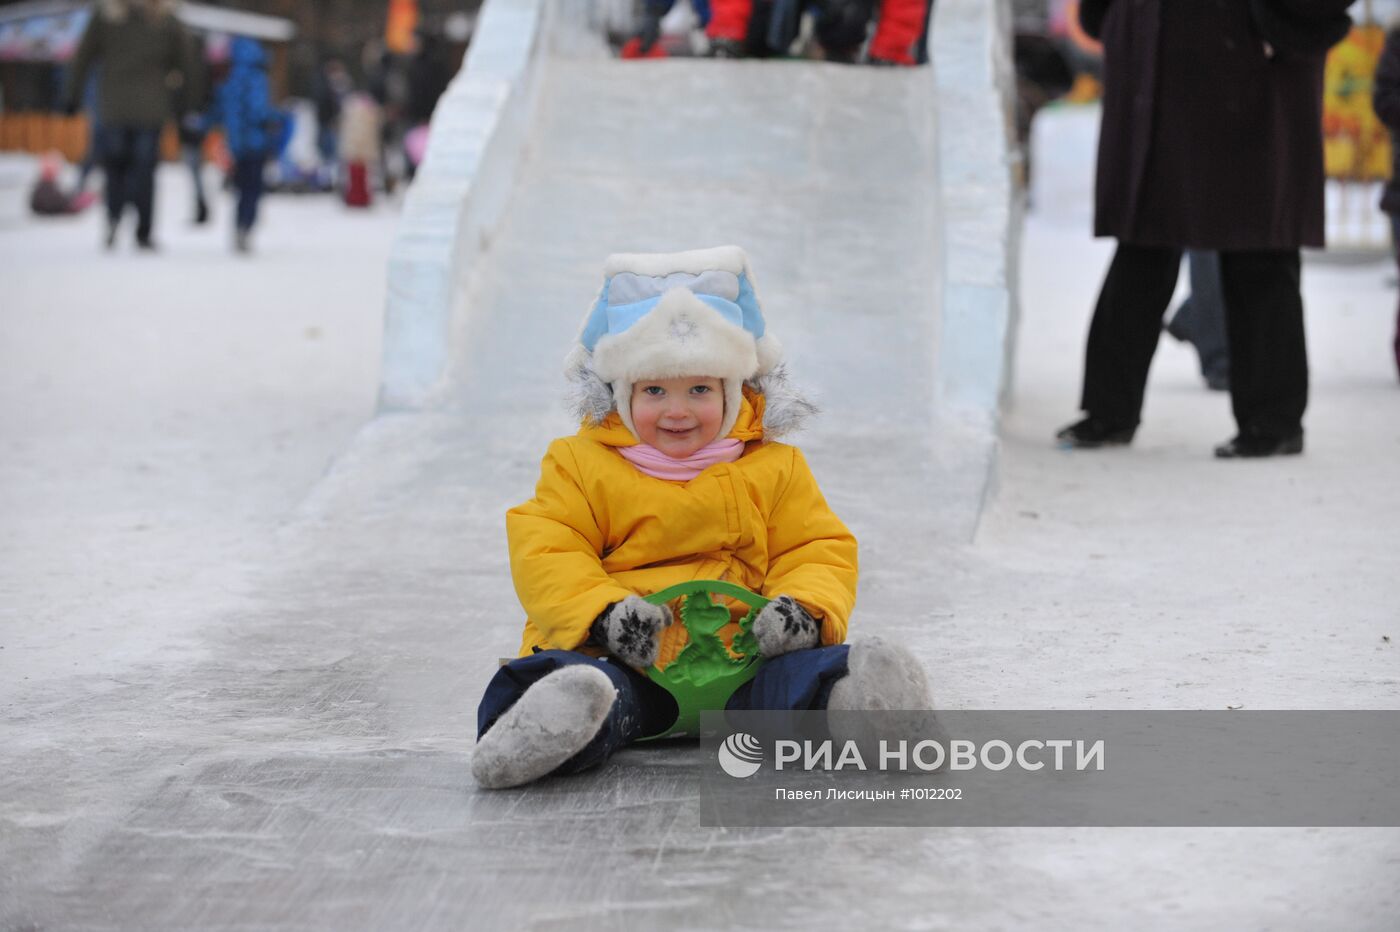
[
  {"xmin": 0, "ymin": 2, "xmax": 1017, "ymax": 927},
  {"xmin": 382, "ymin": 0, "xmax": 1019, "ymax": 538}
]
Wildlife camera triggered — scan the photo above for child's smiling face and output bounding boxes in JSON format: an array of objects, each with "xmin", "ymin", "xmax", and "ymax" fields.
[{"xmin": 630, "ymin": 376, "xmax": 725, "ymax": 458}]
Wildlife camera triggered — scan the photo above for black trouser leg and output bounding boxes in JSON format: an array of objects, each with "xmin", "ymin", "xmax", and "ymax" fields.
[
  {"xmin": 233, "ymin": 156, "xmax": 265, "ymax": 232},
  {"xmin": 100, "ymin": 126, "xmax": 130, "ymax": 226},
  {"xmin": 184, "ymin": 143, "xmax": 209, "ymax": 214},
  {"xmin": 1218, "ymin": 249, "xmax": 1307, "ymax": 439},
  {"xmin": 1079, "ymin": 241, "xmax": 1183, "ymax": 425},
  {"xmin": 814, "ymin": 0, "xmax": 878, "ymax": 60},
  {"xmin": 129, "ymin": 127, "xmax": 160, "ymax": 243}
]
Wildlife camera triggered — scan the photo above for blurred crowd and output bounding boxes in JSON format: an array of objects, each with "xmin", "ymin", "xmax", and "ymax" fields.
[
  {"xmin": 16, "ymin": 0, "xmax": 1400, "ymax": 386},
  {"xmin": 617, "ymin": 0, "xmax": 934, "ymax": 64},
  {"xmin": 28, "ymin": 0, "xmax": 461, "ymax": 254}
]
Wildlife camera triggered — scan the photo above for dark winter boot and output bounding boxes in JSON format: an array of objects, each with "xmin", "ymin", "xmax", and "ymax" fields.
[
  {"xmin": 1055, "ymin": 416, "xmax": 1137, "ymax": 449},
  {"xmin": 1213, "ymin": 429, "xmax": 1303, "ymax": 459},
  {"xmin": 1164, "ymin": 305, "xmax": 1230, "ymax": 392},
  {"xmin": 708, "ymin": 36, "xmax": 745, "ymax": 58}
]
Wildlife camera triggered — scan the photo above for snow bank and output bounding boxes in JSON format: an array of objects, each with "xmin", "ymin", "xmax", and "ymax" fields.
[
  {"xmin": 378, "ymin": 0, "xmax": 550, "ymax": 409},
  {"xmin": 931, "ymin": 0, "xmax": 1019, "ymax": 421}
]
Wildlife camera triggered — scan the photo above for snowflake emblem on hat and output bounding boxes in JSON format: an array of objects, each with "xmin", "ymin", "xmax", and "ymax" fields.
[{"xmin": 669, "ymin": 314, "xmax": 699, "ymax": 342}]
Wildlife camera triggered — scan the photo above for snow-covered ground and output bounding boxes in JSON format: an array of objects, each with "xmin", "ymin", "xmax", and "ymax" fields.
[
  {"xmin": 953, "ymin": 106, "xmax": 1400, "ymax": 714},
  {"xmin": 2, "ymin": 97, "xmax": 1398, "ymax": 929},
  {"xmin": 0, "ymin": 158, "xmax": 399, "ymax": 683}
]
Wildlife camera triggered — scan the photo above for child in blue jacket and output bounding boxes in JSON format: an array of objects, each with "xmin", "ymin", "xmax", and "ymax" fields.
[{"xmin": 209, "ymin": 37, "xmax": 280, "ymax": 253}]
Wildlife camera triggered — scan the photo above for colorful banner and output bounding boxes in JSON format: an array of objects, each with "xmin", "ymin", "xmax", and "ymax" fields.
[{"xmin": 0, "ymin": 9, "xmax": 90, "ymax": 63}]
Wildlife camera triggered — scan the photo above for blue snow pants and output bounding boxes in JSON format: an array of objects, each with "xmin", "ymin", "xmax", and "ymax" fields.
[
  {"xmin": 233, "ymin": 156, "xmax": 266, "ymax": 233},
  {"xmin": 476, "ymin": 645, "xmax": 851, "ymax": 776}
]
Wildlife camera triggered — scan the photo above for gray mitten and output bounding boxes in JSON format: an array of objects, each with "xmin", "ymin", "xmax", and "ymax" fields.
[
  {"xmin": 590, "ymin": 595, "xmax": 672, "ymax": 668},
  {"xmin": 753, "ymin": 595, "xmax": 821, "ymax": 658}
]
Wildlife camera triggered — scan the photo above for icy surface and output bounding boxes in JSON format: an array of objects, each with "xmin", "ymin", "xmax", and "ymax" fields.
[{"xmin": 3, "ymin": 45, "xmax": 1399, "ymax": 932}]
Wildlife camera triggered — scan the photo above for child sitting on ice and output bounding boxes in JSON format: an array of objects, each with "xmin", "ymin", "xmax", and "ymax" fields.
[
  {"xmin": 472, "ymin": 245, "xmax": 932, "ymax": 789},
  {"xmin": 29, "ymin": 152, "xmax": 96, "ymax": 217}
]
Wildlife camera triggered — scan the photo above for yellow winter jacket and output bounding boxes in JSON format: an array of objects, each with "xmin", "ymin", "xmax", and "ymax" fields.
[{"xmin": 507, "ymin": 388, "xmax": 858, "ymax": 669}]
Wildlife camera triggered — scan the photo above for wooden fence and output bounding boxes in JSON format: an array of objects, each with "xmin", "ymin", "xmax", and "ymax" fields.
[{"xmin": 0, "ymin": 113, "xmax": 188, "ymax": 162}]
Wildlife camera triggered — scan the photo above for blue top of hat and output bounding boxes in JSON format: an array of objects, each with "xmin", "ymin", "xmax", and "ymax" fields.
[{"xmin": 580, "ymin": 268, "xmax": 766, "ymax": 353}]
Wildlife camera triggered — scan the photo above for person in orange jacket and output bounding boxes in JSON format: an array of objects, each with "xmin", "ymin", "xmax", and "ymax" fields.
[
  {"xmin": 471, "ymin": 246, "xmax": 934, "ymax": 789},
  {"xmin": 706, "ymin": 0, "xmax": 930, "ymax": 64}
]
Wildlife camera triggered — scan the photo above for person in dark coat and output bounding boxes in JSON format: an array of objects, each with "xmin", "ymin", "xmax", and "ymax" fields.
[
  {"xmin": 176, "ymin": 30, "xmax": 212, "ymax": 225},
  {"xmin": 314, "ymin": 58, "xmax": 353, "ymax": 190},
  {"xmin": 1371, "ymin": 22, "xmax": 1400, "ymax": 382},
  {"xmin": 402, "ymin": 31, "xmax": 452, "ymax": 181},
  {"xmin": 1056, "ymin": 0, "xmax": 1354, "ymax": 458},
  {"xmin": 207, "ymin": 37, "xmax": 280, "ymax": 253},
  {"xmin": 406, "ymin": 32, "xmax": 451, "ymax": 126},
  {"xmin": 62, "ymin": 0, "xmax": 199, "ymax": 250}
]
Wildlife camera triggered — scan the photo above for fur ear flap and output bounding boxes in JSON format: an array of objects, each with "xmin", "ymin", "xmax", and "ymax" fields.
[
  {"xmin": 564, "ymin": 346, "xmax": 616, "ymax": 426},
  {"xmin": 748, "ymin": 363, "xmax": 817, "ymax": 440}
]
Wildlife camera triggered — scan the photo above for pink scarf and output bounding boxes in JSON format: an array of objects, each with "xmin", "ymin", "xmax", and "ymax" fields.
[{"xmin": 617, "ymin": 438, "xmax": 745, "ymax": 481}]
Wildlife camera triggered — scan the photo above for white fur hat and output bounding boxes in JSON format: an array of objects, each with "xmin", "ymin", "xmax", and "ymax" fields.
[{"xmin": 564, "ymin": 245, "xmax": 783, "ymax": 440}]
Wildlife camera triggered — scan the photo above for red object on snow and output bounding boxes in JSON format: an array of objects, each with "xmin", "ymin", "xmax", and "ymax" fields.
[
  {"xmin": 344, "ymin": 161, "xmax": 371, "ymax": 208},
  {"xmin": 869, "ymin": 0, "xmax": 930, "ymax": 65},
  {"xmin": 620, "ymin": 36, "xmax": 669, "ymax": 59},
  {"xmin": 707, "ymin": 0, "xmax": 753, "ymax": 42}
]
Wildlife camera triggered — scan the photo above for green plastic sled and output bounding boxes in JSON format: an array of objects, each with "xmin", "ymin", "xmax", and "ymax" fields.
[{"xmin": 638, "ymin": 580, "xmax": 770, "ymax": 740}]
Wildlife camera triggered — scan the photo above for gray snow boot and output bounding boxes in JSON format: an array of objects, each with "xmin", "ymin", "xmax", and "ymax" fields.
[
  {"xmin": 828, "ymin": 637, "xmax": 938, "ymax": 759},
  {"xmin": 471, "ymin": 665, "xmax": 617, "ymax": 790},
  {"xmin": 828, "ymin": 636, "xmax": 933, "ymax": 712}
]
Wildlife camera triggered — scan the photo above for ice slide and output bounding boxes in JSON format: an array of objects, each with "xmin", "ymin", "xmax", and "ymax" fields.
[
  {"xmin": 382, "ymin": 0, "xmax": 1018, "ymax": 526},
  {"xmin": 2, "ymin": 0, "xmax": 1019, "ymax": 925}
]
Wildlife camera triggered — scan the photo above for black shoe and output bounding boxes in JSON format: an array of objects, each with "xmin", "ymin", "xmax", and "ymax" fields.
[
  {"xmin": 708, "ymin": 37, "xmax": 744, "ymax": 59},
  {"xmin": 135, "ymin": 236, "xmax": 158, "ymax": 252},
  {"xmin": 1163, "ymin": 314, "xmax": 1190, "ymax": 343},
  {"xmin": 636, "ymin": 11, "xmax": 662, "ymax": 53},
  {"xmin": 1204, "ymin": 371, "xmax": 1230, "ymax": 392},
  {"xmin": 1055, "ymin": 416, "xmax": 1137, "ymax": 449},
  {"xmin": 1213, "ymin": 431, "xmax": 1303, "ymax": 459},
  {"xmin": 194, "ymin": 199, "xmax": 210, "ymax": 225}
]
